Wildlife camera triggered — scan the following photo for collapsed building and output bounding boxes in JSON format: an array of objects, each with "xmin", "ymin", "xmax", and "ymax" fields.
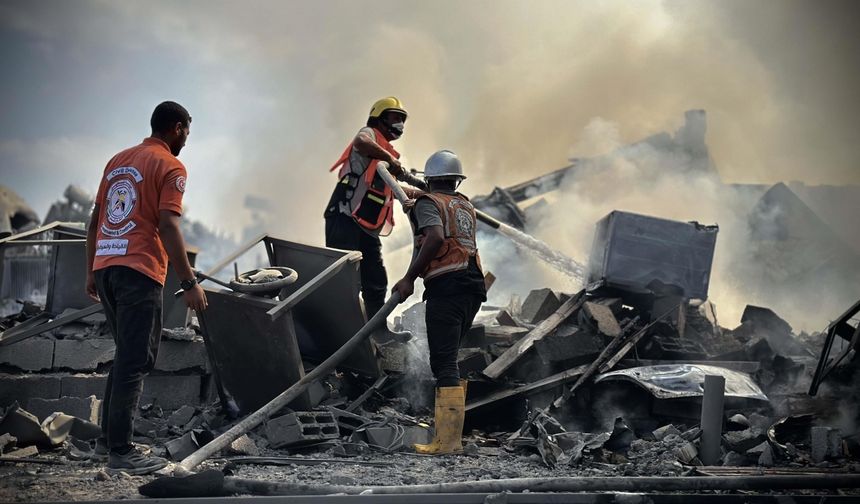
[{"xmin": 1, "ymin": 112, "xmax": 859, "ymax": 501}]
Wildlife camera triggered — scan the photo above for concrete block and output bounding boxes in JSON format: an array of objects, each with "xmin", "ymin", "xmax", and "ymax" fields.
[
  {"xmin": 457, "ymin": 348, "xmax": 491, "ymax": 375},
  {"xmin": 584, "ymin": 302, "xmax": 622, "ymax": 337},
  {"xmin": 60, "ymin": 374, "xmax": 108, "ymax": 399},
  {"xmin": 54, "ymin": 338, "xmax": 115, "ymax": 371},
  {"xmin": 460, "ymin": 324, "xmax": 486, "ymax": 349},
  {"xmin": 653, "ymin": 424, "xmax": 682, "ymax": 441},
  {"xmin": 154, "ymin": 340, "xmax": 210, "ymax": 372},
  {"xmin": 378, "ymin": 342, "xmax": 408, "ymax": 373},
  {"xmin": 747, "ymin": 441, "xmax": 774, "ymax": 467},
  {"xmin": 167, "ymin": 404, "xmax": 197, "ymax": 427},
  {"xmin": 228, "ymin": 434, "xmax": 260, "ymax": 456},
  {"xmin": 0, "ymin": 338, "xmax": 54, "ymax": 371},
  {"xmin": 829, "ymin": 429, "xmax": 843, "ymax": 458},
  {"xmin": 26, "ymin": 396, "xmax": 101, "ymax": 424},
  {"xmin": 811, "ymin": 426, "xmax": 830, "ymax": 462},
  {"xmin": 0, "ymin": 374, "xmax": 62, "ymax": 407},
  {"xmin": 266, "ymin": 411, "xmax": 339, "ymax": 449},
  {"xmin": 534, "ymin": 325, "xmax": 602, "ymax": 363},
  {"xmin": 141, "ymin": 374, "xmax": 204, "ymax": 410},
  {"xmin": 520, "ymin": 288, "xmax": 561, "ymax": 324},
  {"xmin": 723, "ymin": 428, "xmax": 766, "ymax": 453},
  {"xmin": 495, "ymin": 310, "xmax": 519, "ymax": 327}
]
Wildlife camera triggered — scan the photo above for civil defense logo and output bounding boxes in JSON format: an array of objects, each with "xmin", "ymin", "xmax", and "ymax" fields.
[{"xmin": 106, "ymin": 179, "xmax": 137, "ymax": 225}]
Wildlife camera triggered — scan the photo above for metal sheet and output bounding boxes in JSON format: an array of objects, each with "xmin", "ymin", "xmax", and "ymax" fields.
[
  {"xmin": 45, "ymin": 225, "xmax": 89, "ymax": 315},
  {"xmin": 162, "ymin": 248, "xmax": 197, "ymax": 328},
  {"xmin": 198, "ymin": 289, "xmax": 311, "ymax": 414},
  {"xmin": 266, "ymin": 237, "xmax": 380, "ymax": 378},
  {"xmin": 595, "ymin": 364, "xmax": 768, "ymax": 401}
]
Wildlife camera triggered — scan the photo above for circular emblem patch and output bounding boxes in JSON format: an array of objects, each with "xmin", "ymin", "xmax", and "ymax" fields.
[
  {"xmin": 455, "ymin": 208, "xmax": 474, "ymax": 236},
  {"xmin": 175, "ymin": 176, "xmax": 186, "ymax": 193},
  {"xmin": 106, "ymin": 179, "xmax": 137, "ymax": 225}
]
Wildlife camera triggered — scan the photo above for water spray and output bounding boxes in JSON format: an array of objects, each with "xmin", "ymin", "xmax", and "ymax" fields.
[{"xmin": 377, "ymin": 163, "xmax": 586, "ymax": 283}]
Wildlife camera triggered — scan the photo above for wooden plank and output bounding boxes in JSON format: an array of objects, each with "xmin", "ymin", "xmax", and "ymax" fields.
[
  {"xmin": 0, "ymin": 304, "xmax": 103, "ymax": 346},
  {"xmin": 266, "ymin": 252, "xmax": 360, "ymax": 321},
  {"xmin": 482, "ymin": 290, "xmax": 585, "ymax": 379},
  {"xmin": 466, "ymin": 364, "xmax": 588, "ymax": 412}
]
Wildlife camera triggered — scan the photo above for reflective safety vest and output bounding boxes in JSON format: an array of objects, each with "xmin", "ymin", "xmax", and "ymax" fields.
[
  {"xmin": 414, "ymin": 192, "xmax": 483, "ymax": 281},
  {"xmin": 329, "ymin": 128, "xmax": 398, "ymax": 236}
]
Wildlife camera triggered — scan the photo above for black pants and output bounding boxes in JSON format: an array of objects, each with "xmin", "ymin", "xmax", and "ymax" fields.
[
  {"xmin": 325, "ymin": 213, "xmax": 388, "ymax": 318},
  {"xmin": 95, "ymin": 266, "xmax": 163, "ymax": 453},
  {"xmin": 425, "ymin": 293, "xmax": 483, "ymax": 387}
]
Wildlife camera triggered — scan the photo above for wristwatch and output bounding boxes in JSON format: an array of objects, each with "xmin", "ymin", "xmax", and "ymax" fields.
[{"xmin": 180, "ymin": 278, "xmax": 197, "ymax": 291}]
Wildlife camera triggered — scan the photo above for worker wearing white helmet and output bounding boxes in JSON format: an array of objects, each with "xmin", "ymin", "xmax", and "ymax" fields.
[{"xmin": 392, "ymin": 149, "xmax": 486, "ymax": 455}]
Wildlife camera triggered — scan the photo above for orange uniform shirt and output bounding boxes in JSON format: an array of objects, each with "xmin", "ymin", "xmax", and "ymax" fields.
[{"xmin": 92, "ymin": 138, "xmax": 187, "ymax": 285}]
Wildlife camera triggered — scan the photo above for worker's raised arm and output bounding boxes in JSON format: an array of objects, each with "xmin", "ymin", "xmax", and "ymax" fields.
[
  {"xmin": 354, "ymin": 130, "xmax": 403, "ymax": 175},
  {"xmin": 158, "ymin": 210, "xmax": 207, "ymax": 311}
]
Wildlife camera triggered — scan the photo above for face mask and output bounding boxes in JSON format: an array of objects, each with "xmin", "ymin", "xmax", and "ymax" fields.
[{"xmin": 387, "ymin": 121, "xmax": 405, "ymax": 138}]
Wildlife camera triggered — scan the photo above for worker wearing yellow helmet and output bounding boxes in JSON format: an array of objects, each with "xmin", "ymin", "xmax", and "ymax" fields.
[{"xmin": 324, "ymin": 96, "xmax": 426, "ymax": 324}]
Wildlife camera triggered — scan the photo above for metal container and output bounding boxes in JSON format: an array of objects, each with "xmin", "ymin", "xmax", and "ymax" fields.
[
  {"xmin": 198, "ymin": 289, "xmax": 311, "ymax": 413},
  {"xmin": 587, "ymin": 211, "xmax": 718, "ymax": 300}
]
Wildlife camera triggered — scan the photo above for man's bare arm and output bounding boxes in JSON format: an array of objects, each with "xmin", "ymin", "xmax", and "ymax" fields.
[
  {"xmin": 353, "ymin": 131, "xmax": 403, "ymax": 175},
  {"xmin": 158, "ymin": 210, "xmax": 207, "ymax": 311}
]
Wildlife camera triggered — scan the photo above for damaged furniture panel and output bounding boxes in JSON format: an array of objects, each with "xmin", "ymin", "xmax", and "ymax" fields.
[
  {"xmin": 809, "ymin": 298, "xmax": 860, "ymax": 395},
  {"xmin": 594, "ymin": 364, "xmax": 768, "ymax": 401},
  {"xmin": 265, "ymin": 237, "xmax": 380, "ymax": 377},
  {"xmin": 45, "ymin": 225, "xmax": 89, "ymax": 315},
  {"xmin": 587, "ymin": 211, "xmax": 718, "ymax": 300},
  {"xmin": 197, "ymin": 289, "xmax": 311, "ymax": 414},
  {"xmin": 162, "ymin": 247, "xmax": 198, "ymax": 329}
]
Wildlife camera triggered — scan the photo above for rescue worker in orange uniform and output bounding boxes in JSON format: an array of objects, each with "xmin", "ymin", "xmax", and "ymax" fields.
[
  {"xmin": 325, "ymin": 97, "xmax": 425, "ymax": 325},
  {"xmin": 392, "ymin": 150, "xmax": 486, "ymax": 454}
]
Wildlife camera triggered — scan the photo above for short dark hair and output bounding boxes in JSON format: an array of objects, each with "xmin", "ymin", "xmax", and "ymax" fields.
[{"xmin": 150, "ymin": 101, "xmax": 191, "ymax": 133}]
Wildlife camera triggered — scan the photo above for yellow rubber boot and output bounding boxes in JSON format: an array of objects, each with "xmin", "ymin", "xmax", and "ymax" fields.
[{"xmin": 414, "ymin": 386, "xmax": 465, "ymax": 455}]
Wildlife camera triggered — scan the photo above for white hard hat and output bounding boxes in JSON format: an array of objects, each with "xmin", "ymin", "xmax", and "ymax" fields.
[{"xmin": 424, "ymin": 150, "xmax": 466, "ymax": 179}]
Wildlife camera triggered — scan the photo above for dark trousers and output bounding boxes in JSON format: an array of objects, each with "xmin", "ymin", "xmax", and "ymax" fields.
[
  {"xmin": 425, "ymin": 294, "xmax": 483, "ymax": 387},
  {"xmin": 95, "ymin": 266, "xmax": 163, "ymax": 453},
  {"xmin": 325, "ymin": 213, "xmax": 388, "ymax": 318}
]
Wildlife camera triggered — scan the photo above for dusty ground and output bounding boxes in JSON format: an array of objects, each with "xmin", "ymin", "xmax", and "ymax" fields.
[{"xmin": 2, "ymin": 443, "xmax": 857, "ymax": 502}]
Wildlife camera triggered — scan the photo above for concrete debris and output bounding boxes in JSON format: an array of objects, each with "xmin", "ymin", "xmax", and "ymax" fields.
[{"xmin": 0, "ymin": 184, "xmax": 858, "ymax": 498}]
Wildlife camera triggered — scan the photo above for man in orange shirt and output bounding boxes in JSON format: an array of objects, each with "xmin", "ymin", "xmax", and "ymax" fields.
[{"xmin": 85, "ymin": 101, "xmax": 207, "ymax": 475}]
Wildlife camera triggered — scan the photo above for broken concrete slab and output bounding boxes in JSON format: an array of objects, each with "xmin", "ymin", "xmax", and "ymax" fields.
[
  {"xmin": 26, "ymin": 395, "xmax": 101, "ymax": 424},
  {"xmin": 652, "ymin": 424, "xmax": 682, "ymax": 441},
  {"xmin": 584, "ymin": 301, "xmax": 622, "ymax": 337},
  {"xmin": 0, "ymin": 374, "xmax": 62, "ymax": 408},
  {"xmin": 0, "ymin": 432, "xmax": 16, "ymax": 453},
  {"xmin": 484, "ymin": 325, "xmax": 530, "ymax": 344},
  {"xmin": 723, "ymin": 428, "xmax": 767, "ymax": 453},
  {"xmin": 0, "ymin": 404, "xmax": 50, "ymax": 447},
  {"xmin": 167, "ymin": 405, "xmax": 196, "ymax": 428},
  {"xmin": 53, "ymin": 338, "xmax": 115, "ymax": 371},
  {"xmin": 520, "ymin": 288, "xmax": 561, "ymax": 324},
  {"xmin": 154, "ymin": 340, "xmax": 209, "ymax": 373},
  {"xmin": 59, "ymin": 374, "xmax": 107, "ymax": 399},
  {"xmin": 495, "ymin": 311, "xmax": 519, "ymax": 327},
  {"xmin": 747, "ymin": 441, "xmax": 775, "ymax": 467},
  {"xmin": 0, "ymin": 338, "xmax": 54, "ymax": 371},
  {"xmin": 228, "ymin": 434, "xmax": 260, "ymax": 456},
  {"xmin": 4, "ymin": 445, "xmax": 38, "ymax": 458},
  {"xmin": 673, "ymin": 441, "xmax": 699, "ymax": 464},
  {"xmin": 141, "ymin": 374, "xmax": 205, "ymax": 410},
  {"xmin": 42, "ymin": 412, "xmax": 100, "ymax": 444}
]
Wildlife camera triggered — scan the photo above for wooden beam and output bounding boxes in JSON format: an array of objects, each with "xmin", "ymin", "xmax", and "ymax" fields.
[
  {"xmin": 482, "ymin": 290, "xmax": 585, "ymax": 380},
  {"xmin": 466, "ymin": 364, "xmax": 588, "ymax": 412}
]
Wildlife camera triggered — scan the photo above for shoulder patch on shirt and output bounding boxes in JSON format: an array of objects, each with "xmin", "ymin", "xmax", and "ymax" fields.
[{"xmin": 175, "ymin": 176, "xmax": 186, "ymax": 193}]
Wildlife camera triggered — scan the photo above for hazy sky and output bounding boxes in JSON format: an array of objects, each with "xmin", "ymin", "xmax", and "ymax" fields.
[{"xmin": 2, "ymin": 0, "xmax": 859, "ymax": 243}]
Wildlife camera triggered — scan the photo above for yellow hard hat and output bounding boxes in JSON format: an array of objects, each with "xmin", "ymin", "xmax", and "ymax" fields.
[{"xmin": 369, "ymin": 97, "xmax": 407, "ymax": 119}]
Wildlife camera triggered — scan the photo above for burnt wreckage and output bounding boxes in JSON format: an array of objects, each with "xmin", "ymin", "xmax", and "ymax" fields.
[{"xmin": 1, "ymin": 111, "xmax": 859, "ymax": 500}]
